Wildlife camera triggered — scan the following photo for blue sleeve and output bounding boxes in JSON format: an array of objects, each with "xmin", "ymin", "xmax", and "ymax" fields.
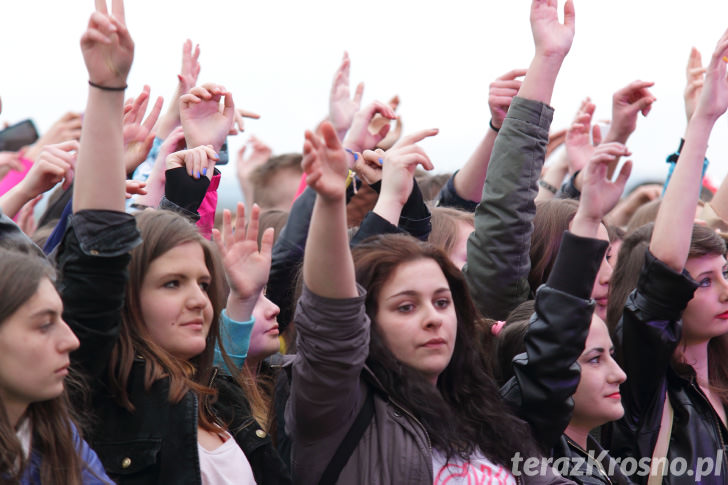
[{"xmin": 213, "ymin": 310, "xmax": 255, "ymax": 374}]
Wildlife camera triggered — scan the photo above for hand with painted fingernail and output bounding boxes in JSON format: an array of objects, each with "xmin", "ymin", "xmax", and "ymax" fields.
[{"xmin": 165, "ymin": 145, "xmax": 218, "ymax": 180}]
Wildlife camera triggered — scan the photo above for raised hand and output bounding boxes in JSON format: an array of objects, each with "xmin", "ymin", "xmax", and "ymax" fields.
[
  {"xmin": 302, "ymin": 122, "xmax": 349, "ymax": 202},
  {"xmin": 180, "ymin": 83, "xmax": 234, "ymax": 152},
  {"xmin": 80, "ymin": 0, "xmax": 134, "ymax": 88},
  {"xmin": 178, "ymin": 39, "xmax": 201, "ymax": 95},
  {"xmin": 489, "ymin": 69, "xmax": 527, "ymax": 130},
  {"xmin": 575, "ymin": 142, "xmax": 632, "ymax": 232},
  {"xmin": 530, "ymin": 0, "xmax": 575, "ymax": 59},
  {"xmin": 124, "ymin": 179, "xmax": 147, "ymax": 199},
  {"xmin": 165, "ymin": 144, "xmax": 218, "ymax": 180},
  {"xmin": 23, "ymin": 112, "xmax": 83, "ymax": 163},
  {"xmin": 228, "ymin": 107, "xmax": 261, "ymax": 136},
  {"xmin": 565, "ymin": 98, "xmax": 598, "ymax": 174},
  {"xmin": 123, "ymin": 85, "xmax": 163, "ymax": 174},
  {"xmin": 329, "ymin": 52, "xmax": 364, "ymax": 140},
  {"xmin": 22, "ymin": 140, "xmax": 79, "ymax": 194},
  {"xmin": 236, "ymin": 135, "xmax": 272, "ymax": 209},
  {"xmin": 693, "ymin": 29, "xmax": 728, "ymax": 122},
  {"xmin": 604, "ymin": 80, "xmax": 656, "ymax": 144},
  {"xmin": 369, "ymin": 95, "xmax": 403, "ymax": 150},
  {"xmin": 213, "ymin": 202, "xmax": 274, "ymax": 304},
  {"xmin": 342, "ymin": 101, "xmax": 396, "ymax": 155},
  {"xmin": 364, "ymin": 129, "xmax": 437, "ymax": 223},
  {"xmin": 684, "ymin": 47, "xmax": 706, "ymax": 123}
]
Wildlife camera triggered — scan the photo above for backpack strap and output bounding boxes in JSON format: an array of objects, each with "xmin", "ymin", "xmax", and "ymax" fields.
[
  {"xmin": 647, "ymin": 390, "xmax": 674, "ymax": 485},
  {"xmin": 318, "ymin": 389, "xmax": 375, "ymax": 485}
]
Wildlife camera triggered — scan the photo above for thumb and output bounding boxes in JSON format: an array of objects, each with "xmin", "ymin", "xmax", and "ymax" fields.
[
  {"xmin": 614, "ymin": 160, "xmax": 633, "ymax": 190},
  {"xmin": 592, "ymin": 124, "xmax": 602, "ymax": 146},
  {"xmin": 374, "ymin": 123, "xmax": 390, "ymax": 144}
]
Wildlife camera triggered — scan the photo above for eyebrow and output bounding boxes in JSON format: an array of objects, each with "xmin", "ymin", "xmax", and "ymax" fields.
[
  {"xmin": 385, "ymin": 287, "xmax": 451, "ymax": 301},
  {"xmin": 29, "ymin": 308, "xmax": 59, "ymax": 319}
]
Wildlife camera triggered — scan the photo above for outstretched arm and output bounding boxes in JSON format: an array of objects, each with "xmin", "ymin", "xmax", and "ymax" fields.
[
  {"xmin": 650, "ymin": 31, "xmax": 728, "ymax": 270},
  {"xmin": 452, "ymin": 68, "xmax": 526, "ymax": 203},
  {"xmin": 302, "ymin": 122, "xmax": 357, "ymax": 298},
  {"xmin": 74, "ymin": 0, "xmax": 133, "ymax": 212},
  {"xmin": 464, "ymin": 0, "xmax": 575, "ymax": 320}
]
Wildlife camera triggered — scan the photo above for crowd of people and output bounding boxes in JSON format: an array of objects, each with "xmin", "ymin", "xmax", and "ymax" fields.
[{"xmin": 2, "ymin": 0, "xmax": 728, "ymax": 484}]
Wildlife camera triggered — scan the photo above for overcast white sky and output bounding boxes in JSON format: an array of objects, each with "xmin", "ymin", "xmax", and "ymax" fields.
[{"xmin": 2, "ymin": 1, "xmax": 728, "ymax": 206}]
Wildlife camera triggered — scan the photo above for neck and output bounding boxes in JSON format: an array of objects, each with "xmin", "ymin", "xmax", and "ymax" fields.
[
  {"xmin": 243, "ymin": 359, "xmax": 260, "ymax": 376},
  {"xmin": 5, "ymin": 401, "xmax": 27, "ymax": 430},
  {"xmin": 680, "ymin": 339, "xmax": 710, "ymax": 384},
  {"xmin": 564, "ymin": 423, "xmax": 589, "ymax": 450}
]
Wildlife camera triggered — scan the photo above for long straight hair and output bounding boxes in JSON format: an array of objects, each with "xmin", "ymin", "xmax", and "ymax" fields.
[
  {"xmin": 110, "ymin": 210, "xmax": 225, "ymax": 432},
  {"xmin": 352, "ymin": 234, "xmax": 536, "ymax": 465},
  {"xmin": 0, "ymin": 249, "xmax": 86, "ymax": 484}
]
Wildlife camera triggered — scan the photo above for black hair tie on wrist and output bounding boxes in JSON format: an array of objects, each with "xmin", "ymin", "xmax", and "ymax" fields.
[
  {"xmin": 88, "ymin": 80, "xmax": 127, "ymax": 91},
  {"xmin": 489, "ymin": 119, "xmax": 500, "ymax": 133}
]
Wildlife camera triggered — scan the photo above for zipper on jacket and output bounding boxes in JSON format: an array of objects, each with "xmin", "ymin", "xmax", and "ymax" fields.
[
  {"xmin": 388, "ymin": 397, "xmax": 432, "ymax": 454},
  {"xmin": 690, "ymin": 381, "xmax": 728, "ymax": 477},
  {"xmin": 564, "ymin": 436, "xmax": 612, "ymax": 485}
]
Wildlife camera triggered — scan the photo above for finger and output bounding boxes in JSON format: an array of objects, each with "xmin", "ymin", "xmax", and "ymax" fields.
[
  {"xmin": 111, "ymin": 0, "xmax": 126, "ymax": 24},
  {"xmin": 635, "ymin": 96, "xmax": 656, "ymax": 116},
  {"xmin": 400, "ymin": 152, "xmax": 434, "ymax": 171},
  {"xmin": 497, "ymin": 68, "xmax": 528, "ymax": 81},
  {"xmin": 397, "ymin": 128, "xmax": 439, "ymax": 146},
  {"xmin": 143, "ymin": 96, "xmax": 164, "ymax": 131},
  {"xmin": 222, "ymin": 92, "xmax": 236, "ymax": 120},
  {"xmin": 94, "ymin": 0, "xmax": 108, "ymax": 14},
  {"xmin": 614, "ymin": 160, "xmax": 632, "ymax": 187},
  {"xmin": 82, "ymin": 28, "xmax": 113, "ymax": 46},
  {"xmin": 353, "ymin": 82, "xmax": 364, "ymax": 105},
  {"xmin": 362, "ymin": 101, "xmax": 396, "ymax": 121},
  {"xmin": 592, "ymin": 125, "xmax": 603, "ymax": 146},
  {"xmin": 374, "ymin": 123, "xmax": 390, "ymax": 143},
  {"xmin": 687, "ymin": 47, "xmax": 703, "ymax": 75},
  {"xmin": 238, "ymin": 109, "xmax": 260, "ymax": 120},
  {"xmin": 259, "ymin": 227, "xmax": 275, "ymax": 259},
  {"xmin": 193, "ymin": 148, "xmax": 203, "ymax": 179},
  {"xmin": 319, "ymin": 122, "xmax": 341, "ymax": 150},
  {"xmin": 563, "ymin": 0, "xmax": 575, "ymax": 29},
  {"xmin": 388, "ymin": 95, "xmax": 400, "ymax": 111},
  {"xmin": 212, "ymin": 228, "xmax": 225, "ymax": 255},
  {"xmin": 55, "ymin": 140, "xmax": 81, "ymax": 153},
  {"xmin": 222, "ymin": 209, "xmax": 233, "ymax": 249},
  {"xmin": 246, "ymin": 203, "xmax": 260, "ymax": 243}
]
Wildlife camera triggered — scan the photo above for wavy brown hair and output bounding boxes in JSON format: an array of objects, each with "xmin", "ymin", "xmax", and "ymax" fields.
[
  {"xmin": 352, "ymin": 234, "xmax": 536, "ymax": 464},
  {"xmin": 109, "ymin": 210, "xmax": 225, "ymax": 432},
  {"xmin": 0, "ymin": 249, "xmax": 88, "ymax": 484}
]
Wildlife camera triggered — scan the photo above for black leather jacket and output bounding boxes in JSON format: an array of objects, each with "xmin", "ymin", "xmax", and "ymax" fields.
[
  {"xmin": 500, "ymin": 231, "xmax": 631, "ymax": 485},
  {"xmin": 603, "ymin": 250, "xmax": 728, "ymax": 485},
  {"xmin": 59, "ymin": 211, "xmax": 290, "ymax": 484}
]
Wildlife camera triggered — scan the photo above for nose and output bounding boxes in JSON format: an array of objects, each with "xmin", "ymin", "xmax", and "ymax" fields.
[
  {"xmin": 423, "ymin": 303, "xmax": 443, "ymax": 330},
  {"xmin": 597, "ymin": 254, "xmax": 613, "ymax": 287},
  {"xmin": 186, "ymin": 282, "xmax": 210, "ymax": 310},
  {"xmin": 58, "ymin": 319, "xmax": 80, "ymax": 353},
  {"xmin": 607, "ymin": 354, "xmax": 627, "ymax": 385},
  {"xmin": 262, "ymin": 295, "xmax": 280, "ymax": 320}
]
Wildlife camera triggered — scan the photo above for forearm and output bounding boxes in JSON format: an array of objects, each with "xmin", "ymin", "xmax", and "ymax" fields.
[
  {"xmin": 0, "ymin": 181, "xmax": 33, "ymax": 218},
  {"xmin": 650, "ymin": 115, "xmax": 714, "ymax": 270},
  {"xmin": 155, "ymin": 85, "xmax": 183, "ymax": 139},
  {"xmin": 74, "ymin": 88, "xmax": 126, "ymax": 212},
  {"xmin": 453, "ymin": 128, "xmax": 497, "ymax": 202},
  {"xmin": 518, "ymin": 54, "xmax": 565, "ymax": 105},
  {"xmin": 303, "ymin": 196, "xmax": 357, "ymax": 298}
]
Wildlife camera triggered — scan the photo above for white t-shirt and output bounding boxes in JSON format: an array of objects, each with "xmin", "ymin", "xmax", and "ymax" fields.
[
  {"xmin": 432, "ymin": 448, "xmax": 517, "ymax": 485},
  {"xmin": 198, "ymin": 432, "xmax": 256, "ymax": 485}
]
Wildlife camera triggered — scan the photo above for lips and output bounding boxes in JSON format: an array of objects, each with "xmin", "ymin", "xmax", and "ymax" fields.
[
  {"xmin": 55, "ymin": 363, "xmax": 70, "ymax": 375},
  {"xmin": 421, "ymin": 338, "xmax": 446, "ymax": 348},
  {"xmin": 717, "ymin": 311, "xmax": 728, "ymax": 320},
  {"xmin": 264, "ymin": 325, "xmax": 280, "ymax": 336},
  {"xmin": 595, "ymin": 297, "xmax": 608, "ymax": 307},
  {"xmin": 606, "ymin": 392, "xmax": 621, "ymax": 400},
  {"xmin": 180, "ymin": 319, "xmax": 204, "ymax": 330}
]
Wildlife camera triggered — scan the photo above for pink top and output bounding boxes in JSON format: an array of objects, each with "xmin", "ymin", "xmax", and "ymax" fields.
[{"xmin": 0, "ymin": 156, "xmax": 32, "ymax": 196}]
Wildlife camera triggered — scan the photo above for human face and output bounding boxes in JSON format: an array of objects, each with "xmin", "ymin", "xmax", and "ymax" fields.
[
  {"xmin": 375, "ymin": 258, "xmax": 457, "ymax": 384},
  {"xmin": 140, "ymin": 242, "xmax": 213, "ymax": 361},
  {"xmin": 569, "ymin": 316, "xmax": 626, "ymax": 432},
  {"xmin": 682, "ymin": 253, "xmax": 728, "ymax": 344},
  {"xmin": 247, "ymin": 293, "xmax": 281, "ymax": 365},
  {"xmin": 0, "ymin": 278, "xmax": 79, "ymax": 425},
  {"xmin": 591, "ymin": 223, "xmax": 612, "ymax": 321},
  {"xmin": 449, "ymin": 220, "xmax": 473, "ymax": 271}
]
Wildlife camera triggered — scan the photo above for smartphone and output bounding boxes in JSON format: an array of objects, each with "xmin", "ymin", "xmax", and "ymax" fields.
[
  {"xmin": 217, "ymin": 140, "xmax": 229, "ymax": 165},
  {"xmin": 0, "ymin": 119, "xmax": 39, "ymax": 152}
]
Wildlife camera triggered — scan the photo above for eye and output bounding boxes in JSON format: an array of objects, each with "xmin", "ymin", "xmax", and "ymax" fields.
[
  {"xmin": 587, "ymin": 355, "xmax": 601, "ymax": 365},
  {"xmin": 434, "ymin": 298, "xmax": 451, "ymax": 309},
  {"xmin": 199, "ymin": 281, "xmax": 210, "ymax": 292},
  {"xmin": 699, "ymin": 278, "xmax": 712, "ymax": 288},
  {"xmin": 722, "ymin": 267, "xmax": 728, "ymax": 280},
  {"xmin": 163, "ymin": 280, "xmax": 180, "ymax": 289},
  {"xmin": 39, "ymin": 321, "xmax": 54, "ymax": 333},
  {"xmin": 605, "ymin": 247, "xmax": 613, "ymax": 263},
  {"xmin": 397, "ymin": 303, "xmax": 415, "ymax": 313}
]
